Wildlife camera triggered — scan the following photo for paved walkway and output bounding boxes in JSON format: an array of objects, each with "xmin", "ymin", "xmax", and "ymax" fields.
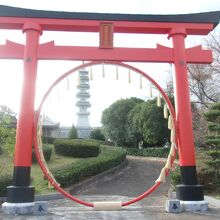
[{"xmin": 1, "ymin": 157, "xmax": 220, "ymax": 219}]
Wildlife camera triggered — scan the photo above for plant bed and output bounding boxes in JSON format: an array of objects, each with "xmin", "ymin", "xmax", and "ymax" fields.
[
  {"xmin": 51, "ymin": 146, "xmax": 126, "ymax": 187},
  {"xmin": 54, "ymin": 139, "xmax": 100, "ymax": 158}
]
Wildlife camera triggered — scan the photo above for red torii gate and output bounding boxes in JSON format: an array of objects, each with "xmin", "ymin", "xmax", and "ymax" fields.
[{"xmin": 0, "ymin": 5, "xmax": 219, "ymax": 214}]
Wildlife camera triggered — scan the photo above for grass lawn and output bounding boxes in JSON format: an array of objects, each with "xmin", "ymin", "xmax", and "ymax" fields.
[{"xmin": 0, "ymin": 149, "xmax": 80, "ymax": 194}]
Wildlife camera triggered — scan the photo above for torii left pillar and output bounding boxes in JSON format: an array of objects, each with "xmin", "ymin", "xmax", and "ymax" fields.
[{"xmin": 2, "ymin": 23, "xmax": 42, "ymax": 214}]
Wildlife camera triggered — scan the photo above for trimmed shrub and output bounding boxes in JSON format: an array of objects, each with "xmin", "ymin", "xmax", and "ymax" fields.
[
  {"xmin": 32, "ymin": 145, "xmax": 53, "ymax": 163},
  {"xmin": 42, "ymin": 136, "xmax": 56, "ymax": 144},
  {"xmin": 54, "ymin": 139, "xmax": 100, "ymax": 158},
  {"xmin": 87, "ymin": 139, "xmax": 114, "ymax": 146},
  {"xmin": 125, "ymin": 147, "xmax": 169, "ymax": 158},
  {"xmin": 0, "ymin": 174, "xmax": 12, "ymax": 197},
  {"xmin": 51, "ymin": 146, "xmax": 126, "ymax": 187}
]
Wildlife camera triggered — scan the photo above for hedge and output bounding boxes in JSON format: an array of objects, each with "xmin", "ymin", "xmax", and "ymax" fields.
[
  {"xmin": 32, "ymin": 145, "xmax": 53, "ymax": 163},
  {"xmin": 0, "ymin": 174, "xmax": 12, "ymax": 197},
  {"xmin": 42, "ymin": 136, "xmax": 56, "ymax": 144},
  {"xmin": 54, "ymin": 139, "xmax": 100, "ymax": 158},
  {"xmin": 51, "ymin": 146, "xmax": 126, "ymax": 187},
  {"xmin": 125, "ymin": 147, "xmax": 170, "ymax": 158},
  {"xmin": 0, "ymin": 145, "xmax": 2, "ymax": 155}
]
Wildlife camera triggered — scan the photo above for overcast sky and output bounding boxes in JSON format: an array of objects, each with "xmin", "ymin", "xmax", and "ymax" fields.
[
  {"xmin": 0, "ymin": 0, "xmax": 219, "ymax": 14},
  {"xmin": 0, "ymin": 0, "xmax": 219, "ymax": 127}
]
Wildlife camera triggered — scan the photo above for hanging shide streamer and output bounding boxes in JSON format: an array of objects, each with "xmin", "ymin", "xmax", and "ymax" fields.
[
  {"xmin": 149, "ymin": 84, "xmax": 153, "ymax": 98},
  {"xmin": 89, "ymin": 67, "xmax": 93, "ymax": 81},
  {"xmin": 170, "ymin": 143, "xmax": 176, "ymax": 157},
  {"xmin": 139, "ymin": 74, "xmax": 142, "ymax": 89},
  {"xmin": 128, "ymin": 69, "xmax": 131, "ymax": 83},
  {"xmin": 77, "ymin": 72, "xmax": 80, "ymax": 85},
  {"xmin": 168, "ymin": 115, "xmax": 173, "ymax": 130},
  {"xmin": 102, "ymin": 63, "xmax": 105, "ymax": 78},
  {"xmin": 170, "ymin": 128, "xmax": 175, "ymax": 143},
  {"xmin": 48, "ymin": 181, "xmax": 53, "ymax": 189},
  {"xmin": 116, "ymin": 65, "xmax": 119, "ymax": 80},
  {"xmin": 66, "ymin": 77, "xmax": 70, "ymax": 90},
  {"xmin": 155, "ymin": 167, "xmax": 166, "ymax": 183},
  {"xmin": 164, "ymin": 104, "xmax": 168, "ymax": 119},
  {"xmin": 157, "ymin": 94, "xmax": 161, "ymax": 107}
]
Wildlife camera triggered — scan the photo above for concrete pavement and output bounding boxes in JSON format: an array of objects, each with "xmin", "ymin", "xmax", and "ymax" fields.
[{"xmin": 1, "ymin": 157, "xmax": 220, "ymax": 219}]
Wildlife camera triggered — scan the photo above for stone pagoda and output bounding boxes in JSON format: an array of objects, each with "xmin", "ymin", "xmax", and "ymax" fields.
[{"xmin": 75, "ymin": 69, "xmax": 91, "ymax": 138}]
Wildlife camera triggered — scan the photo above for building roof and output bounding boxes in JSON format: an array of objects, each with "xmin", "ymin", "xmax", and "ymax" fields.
[{"xmin": 42, "ymin": 116, "xmax": 60, "ymax": 128}]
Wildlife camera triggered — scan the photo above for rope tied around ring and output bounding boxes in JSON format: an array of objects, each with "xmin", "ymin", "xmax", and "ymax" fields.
[{"xmin": 37, "ymin": 116, "xmax": 60, "ymax": 187}]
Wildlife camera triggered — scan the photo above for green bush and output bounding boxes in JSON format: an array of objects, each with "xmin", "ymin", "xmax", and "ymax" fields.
[
  {"xmin": 32, "ymin": 145, "xmax": 53, "ymax": 163},
  {"xmin": 0, "ymin": 174, "xmax": 12, "ymax": 196},
  {"xmin": 170, "ymin": 166, "xmax": 181, "ymax": 187},
  {"xmin": 207, "ymin": 150, "xmax": 220, "ymax": 160},
  {"xmin": 125, "ymin": 147, "xmax": 169, "ymax": 158},
  {"xmin": 54, "ymin": 139, "xmax": 100, "ymax": 158},
  {"xmin": 68, "ymin": 125, "xmax": 78, "ymax": 139},
  {"xmin": 205, "ymin": 138, "xmax": 220, "ymax": 147},
  {"xmin": 87, "ymin": 139, "xmax": 114, "ymax": 146},
  {"xmin": 51, "ymin": 146, "xmax": 126, "ymax": 187},
  {"xmin": 0, "ymin": 145, "xmax": 2, "ymax": 155},
  {"xmin": 42, "ymin": 136, "xmax": 56, "ymax": 144},
  {"xmin": 89, "ymin": 128, "xmax": 105, "ymax": 141}
]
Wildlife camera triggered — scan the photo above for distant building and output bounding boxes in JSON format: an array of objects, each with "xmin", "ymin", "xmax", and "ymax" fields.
[
  {"xmin": 75, "ymin": 69, "xmax": 91, "ymax": 138},
  {"xmin": 42, "ymin": 116, "xmax": 61, "ymax": 138},
  {"xmin": 60, "ymin": 126, "xmax": 71, "ymax": 138}
]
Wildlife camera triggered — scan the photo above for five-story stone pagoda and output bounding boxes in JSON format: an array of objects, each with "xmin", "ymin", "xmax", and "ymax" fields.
[{"xmin": 75, "ymin": 69, "xmax": 91, "ymax": 138}]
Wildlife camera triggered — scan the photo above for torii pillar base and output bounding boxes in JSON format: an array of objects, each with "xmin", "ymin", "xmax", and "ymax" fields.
[
  {"xmin": 180, "ymin": 200, "xmax": 208, "ymax": 212},
  {"xmin": 3, "ymin": 185, "xmax": 35, "ymax": 214},
  {"xmin": 176, "ymin": 184, "xmax": 204, "ymax": 201},
  {"xmin": 2, "ymin": 201, "xmax": 35, "ymax": 215},
  {"xmin": 177, "ymin": 184, "xmax": 208, "ymax": 211}
]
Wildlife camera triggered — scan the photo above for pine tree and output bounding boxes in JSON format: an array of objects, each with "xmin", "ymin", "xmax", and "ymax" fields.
[{"xmin": 204, "ymin": 102, "xmax": 220, "ymax": 185}]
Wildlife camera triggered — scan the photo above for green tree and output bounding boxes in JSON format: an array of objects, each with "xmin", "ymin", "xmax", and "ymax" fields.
[
  {"xmin": 128, "ymin": 99, "xmax": 169, "ymax": 147},
  {"xmin": 101, "ymin": 97, "xmax": 143, "ymax": 146},
  {"xmin": 0, "ymin": 105, "xmax": 16, "ymax": 175},
  {"xmin": 204, "ymin": 102, "xmax": 220, "ymax": 185},
  {"xmin": 89, "ymin": 128, "xmax": 105, "ymax": 141},
  {"xmin": 68, "ymin": 124, "xmax": 78, "ymax": 139}
]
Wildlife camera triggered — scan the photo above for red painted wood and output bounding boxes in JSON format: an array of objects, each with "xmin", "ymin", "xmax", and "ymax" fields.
[
  {"xmin": 0, "ymin": 17, "xmax": 214, "ymax": 34},
  {"xmin": 169, "ymin": 28, "xmax": 196, "ymax": 166},
  {"xmin": 0, "ymin": 40, "xmax": 213, "ymax": 63},
  {"xmin": 14, "ymin": 24, "xmax": 41, "ymax": 167},
  {"xmin": 99, "ymin": 23, "xmax": 113, "ymax": 48}
]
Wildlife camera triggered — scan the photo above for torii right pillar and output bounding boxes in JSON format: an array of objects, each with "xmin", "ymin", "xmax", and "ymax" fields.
[{"xmin": 169, "ymin": 27, "xmax": 207, "ymax": 210}]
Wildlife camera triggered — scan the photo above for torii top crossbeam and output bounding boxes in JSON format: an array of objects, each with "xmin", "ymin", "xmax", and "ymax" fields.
[{"xmin": 0, "ymin": 5, "xmax": 219, "ymax": 62}]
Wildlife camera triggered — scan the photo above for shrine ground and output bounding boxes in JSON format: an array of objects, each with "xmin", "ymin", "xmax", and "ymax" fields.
[{"xmin": 1, "ymin": 156, "xmax": 220, "ymax": 219}]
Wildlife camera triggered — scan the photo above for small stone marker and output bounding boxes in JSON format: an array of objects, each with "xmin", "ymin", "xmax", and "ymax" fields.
[
  {"xmin": 165, "ymin": 199, "xmax": 182, "ymax": 213},
  {"xmin": 34, "ymin": 201, "xmax": 48, "ymax": 215}
]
